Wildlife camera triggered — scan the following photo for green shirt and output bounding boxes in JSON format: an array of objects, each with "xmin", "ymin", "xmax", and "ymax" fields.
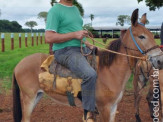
[{"xmin": 46, "ymin": 3, "xmax": 86, "ymax": 51}]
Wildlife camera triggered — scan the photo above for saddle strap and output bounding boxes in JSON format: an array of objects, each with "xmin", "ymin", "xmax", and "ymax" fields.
[{"xmin": 66, "ymin": 77, "xmax": 76, "ymax": 106}]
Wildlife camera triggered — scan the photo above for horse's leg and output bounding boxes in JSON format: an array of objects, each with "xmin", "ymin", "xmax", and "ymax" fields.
[
  {"xmin": 15, "ymin": 74, "xmax": 43, "ymax": 122},
  {"xmin": 98, "ymin": 105, "xmax": 111, "ymax": 122},
  {"xmin": 21, "ymin": 90, "xmax": 44, "ymax": 122},
  {"xmin": 134, "ymin": 93, "xmax": 142, "ymax": 122},
  {"xmin": 98, "ymin": 91, "xmax": 123, "ymax": 122},
  {"xmin": 133, "ymin": 71, "xmax": 142, "ymax": 122},
  {"xmin": 146, "ymin": 79, "xmax": 155, "ymax": 118}
]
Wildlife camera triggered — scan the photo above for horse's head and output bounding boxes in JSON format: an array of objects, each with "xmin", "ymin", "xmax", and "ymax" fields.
[{"xmin": 123, "ymin": 9, "xmax": 163, "ymax": 69}]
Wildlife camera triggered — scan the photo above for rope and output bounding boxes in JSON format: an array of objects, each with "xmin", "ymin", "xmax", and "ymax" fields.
[{"xmin": 82, "ymin": 35, "xmax": 147, "ymax": 61}]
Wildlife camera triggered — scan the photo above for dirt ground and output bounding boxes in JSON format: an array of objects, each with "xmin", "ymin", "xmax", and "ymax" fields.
[{"xmin": 0, "ymin": 89, "xmax": 154, "ymax": 122}]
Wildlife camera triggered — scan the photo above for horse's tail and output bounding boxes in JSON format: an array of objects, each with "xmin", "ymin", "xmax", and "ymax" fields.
[{"xmin": 12, "ymin": 72, "xmax": 22, "ymax": 122}]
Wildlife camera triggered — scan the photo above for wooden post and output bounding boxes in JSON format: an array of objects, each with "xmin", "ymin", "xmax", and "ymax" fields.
[
  {"xmin": 31, "ymin": 33, "xmax": 34, "ymax": 46},
  {"xmin": 36, "ymin": 33, "xmax": 38, "ymax": 46},
  {"xmin": 25, "ymin": 33, "xmax": 28, "ymax": 47},
  {"xmin": 43, "ymin": 33, "xmax": 46, "ymax": 44},
  {"xmin": 40, "ymin": 33, "xmax": 42, "ymax": 44},
  {"xmin": 49, "ymin": 43, "xmax": 53, "ymax": 54},
  {"xmin": 11, "ymin": 33, "xmax": 14, "ymax": 50},
  {"xmin": 19, "ymin": 33, "xmax": 21, "ymax": 48},
  {"xmin": 1, "ymin": 33, "xmax": 5, "ymax": 52}
]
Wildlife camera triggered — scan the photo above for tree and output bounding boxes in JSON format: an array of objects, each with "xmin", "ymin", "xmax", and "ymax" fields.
[
  {"xmin": 138, "ymin": 0, "xmax": 163, "ymax": 11},
  {"xmin": 73, "ymin": 0, "xmax": 84, "ymax": 16},
  {"xmin": 38, "ymin": 12, "xmax": 48, "ymax": 24},
  {"xmin": 0, "ymin": 20, "xmax": 23, "ymax": 32},
  {"xmin": 83, "ymin": 23, "xmax": 93, "ymax": 32},
  {"xmin": 116, "ymin": 15, "xmax": 130, "ymax": 26},
  {"xmin": 89, "ymin": 14, "xmax": 94, "ymax": 27},
  {"xmin": 25, "ymin": 21, "xmax": 37, "ymax": 33},
  {"xmin": 50, "ymin": 0, "xmax": 84, "ymax": 16},
  {"xmin": 51, "ymin": 0, "xmax": 57, "ymax": 6}
]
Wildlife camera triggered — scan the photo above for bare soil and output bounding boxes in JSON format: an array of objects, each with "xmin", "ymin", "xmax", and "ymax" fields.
[{"xmin": 0, "ymin": 89, "xmax": 154, "ymax": 122}]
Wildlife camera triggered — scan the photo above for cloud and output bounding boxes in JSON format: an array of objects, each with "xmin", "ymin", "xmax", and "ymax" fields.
[
  {"xmin": 78, "ymin": 0, "xmax": 145, "ymax": 8},
  {"xmin": 0, "ymin": 0, "xmax": 51, "ymax": 8},
  {"xmin": 0, "ymin": 0, "xmax": 162, "ymax": 29}
]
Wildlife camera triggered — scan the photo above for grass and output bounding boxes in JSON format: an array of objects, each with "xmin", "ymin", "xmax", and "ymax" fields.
[{"xmin": 0, "ymin": 32, "xmax": 161, "ymax": 91}]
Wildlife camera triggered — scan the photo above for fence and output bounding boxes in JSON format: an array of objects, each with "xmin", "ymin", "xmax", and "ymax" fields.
[{"xmin": 1, "ymin": 33, "xmax": 46, "ymax": 52}]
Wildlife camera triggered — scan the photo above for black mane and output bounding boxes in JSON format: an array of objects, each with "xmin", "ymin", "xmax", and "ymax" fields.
[{"xmin": 98, "ymin": 39, "xmax": 122, "ymax": 68}]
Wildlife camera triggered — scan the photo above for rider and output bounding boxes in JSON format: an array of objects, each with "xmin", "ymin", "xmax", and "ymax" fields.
[{"xmin": 45, "ymin": 0, "xmax": 97, "ymax": 121}]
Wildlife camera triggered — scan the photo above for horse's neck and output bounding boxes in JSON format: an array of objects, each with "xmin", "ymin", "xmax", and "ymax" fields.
[{"xmin": 97, "ymin": 47, "xmax": 133, "ymax": 92}]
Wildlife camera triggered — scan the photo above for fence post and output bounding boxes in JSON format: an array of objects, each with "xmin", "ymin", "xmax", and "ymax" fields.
[
  {"xmin": 43, "ymin": 33, "xmax": 46, "ymax": 44},
  {"xmin": 1, "ymin": 33, "xmax": 5, "ymax": 52},
  {"xmin": 49, "ymin": 43, "xmax": 53, "ymax": 54},
  {"xmin": 11, "ymin": 33, "xmax": 14, "ymax": 50},
  {"xmin": 36, "ymin": 33, "xmax": 38, "ymax": 46},
  {"xmin": 19, "ymin": 33, "xmax": 21, "ymax": 48},
  {"xmin": 31, "ymin": 33, "xmax": 34, "ymax": 46},
  {"xmin": 40, "ymin": 33, "xmax": 42, "ymax": 44},
  {"xmin": 25, "ymin": 33, "xmax": 28, "ymax": 47}
]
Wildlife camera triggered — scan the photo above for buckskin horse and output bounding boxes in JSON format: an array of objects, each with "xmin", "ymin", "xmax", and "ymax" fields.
[{"xmin": 13, "ymin": 9, "xmax": 163, "ymax": 122}]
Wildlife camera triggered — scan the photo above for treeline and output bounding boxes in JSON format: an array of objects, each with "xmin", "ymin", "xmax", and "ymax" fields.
[
  {"xmin": 0, "ymin": 20, "xmax": 45, "ymax": 32},
  {"xmin": 23, "ymin": 28, "xmax": 45, "ymax": 33}
]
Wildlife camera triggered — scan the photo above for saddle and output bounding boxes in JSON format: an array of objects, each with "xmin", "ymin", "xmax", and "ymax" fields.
[{"xmin": 39, "ymin": 53, "xmax": 97, "ymax": 106}]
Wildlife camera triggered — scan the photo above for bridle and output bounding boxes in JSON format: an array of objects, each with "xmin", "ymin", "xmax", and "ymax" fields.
[
  {"xmin": 122, "ymin": 22, "xmax": 160, "ymax": 72},
  {"xmin": 129, "ymin": 23, "xmax": 159, "ymax": 55}
]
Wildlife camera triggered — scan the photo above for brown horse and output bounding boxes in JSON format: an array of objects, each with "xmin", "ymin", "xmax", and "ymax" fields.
[
  {"xmin": 133, "ymin": 60, "xmax": 161, "ymax": 122},
  {"xmin": 13, "ymin": 9, "xmax": 163, "ymax": 122}
]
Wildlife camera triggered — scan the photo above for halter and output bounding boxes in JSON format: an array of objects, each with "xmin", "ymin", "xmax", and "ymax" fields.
[{"xmin": 129, "ymin": 23, "xmax": 159, "ymax": 55}]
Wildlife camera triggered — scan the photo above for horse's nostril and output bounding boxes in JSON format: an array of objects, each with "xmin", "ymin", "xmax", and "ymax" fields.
[{"xmin": 157, "ymin": 60, "xmax": 161, "ymax": 65}]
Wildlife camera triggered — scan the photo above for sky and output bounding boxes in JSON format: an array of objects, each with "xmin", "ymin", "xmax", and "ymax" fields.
[{"xmin": 0, "ymin": 0, "xmax": 162, "ymax": 29}]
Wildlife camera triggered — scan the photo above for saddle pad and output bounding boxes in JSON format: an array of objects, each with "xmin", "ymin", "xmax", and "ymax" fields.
[{"xmin": 39, "ymin": 71, "xmax": 82, "ymax": 97}]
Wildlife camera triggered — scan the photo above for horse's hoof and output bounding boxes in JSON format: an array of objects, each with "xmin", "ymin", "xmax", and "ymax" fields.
[
  {"xmin": 0, "ymin": 109, "xmax": 3, "ymax": 113},
  {"xmin": 135, "ymin": 114, "xmax": 141, "ymax": 122}
]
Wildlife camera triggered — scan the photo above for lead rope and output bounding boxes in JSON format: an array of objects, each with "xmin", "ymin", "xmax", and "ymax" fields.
[{"xmin": 81, "ymin": 35, "xmax": 147, "ymax": 61}]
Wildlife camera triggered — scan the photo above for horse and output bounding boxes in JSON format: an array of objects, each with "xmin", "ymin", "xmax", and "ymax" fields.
[
  {"xmin": 133, "ymin": 23, "xmax": 163, "ymax": 122},
  {"xmin": 133, "ymin": 60, "xmax": 161, "ymax": 122},
  {"xmin": 12, "ymin": 9, "xmax": 163, "ymax": 122}
]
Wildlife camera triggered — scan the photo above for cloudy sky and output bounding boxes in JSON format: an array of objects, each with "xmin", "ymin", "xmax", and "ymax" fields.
[{"xmin": 0, "ymin": 0, "xmax": 162, "ymax": 29}]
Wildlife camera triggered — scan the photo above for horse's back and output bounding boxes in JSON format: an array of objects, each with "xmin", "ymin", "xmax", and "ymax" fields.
[
  {"xmin": 14, "ymin": 53, "xmax": 49, "ymax": 91},
  {"xmin": 15, "ymin": 53, "xmax": 49, "ymax": 73}
]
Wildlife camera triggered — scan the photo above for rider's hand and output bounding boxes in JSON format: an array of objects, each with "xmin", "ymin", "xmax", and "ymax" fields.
[{"xmin": 74, "ymin": 30, "xmax": 88, "ymax": 40}]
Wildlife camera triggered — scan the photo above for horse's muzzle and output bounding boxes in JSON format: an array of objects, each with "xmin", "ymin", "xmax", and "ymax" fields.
[{"xmin": 149, "ymin": 52, "xmax": 163, "ymax": 70}]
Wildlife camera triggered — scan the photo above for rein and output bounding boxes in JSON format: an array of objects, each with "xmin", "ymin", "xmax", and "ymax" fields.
[{"xmin": 81, "ymin": 35, "xmax": 147, "ymax": 61}]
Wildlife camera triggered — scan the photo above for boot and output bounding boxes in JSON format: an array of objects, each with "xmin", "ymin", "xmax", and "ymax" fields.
[{"xmin": 83, "ymin": 111, "xmax": 96, "ymax": 122}]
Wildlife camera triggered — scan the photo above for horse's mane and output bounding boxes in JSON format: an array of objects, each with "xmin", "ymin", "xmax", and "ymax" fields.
[{"xmin": 98, "ymin": 39, "xmax": 122, "ymax": 68}]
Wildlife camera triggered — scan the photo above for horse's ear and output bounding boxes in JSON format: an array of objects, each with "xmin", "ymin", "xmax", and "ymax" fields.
[
  {"xmin": 140, "ymin": 13, "xmax": 147, "ymax": 25},
  {"xmin": 120, "ymin": 30, "xmax": 127, "ymax": 39},
  {"xmin": 131, "ymin": 9, "xmax": 139, "ymax": 26}
]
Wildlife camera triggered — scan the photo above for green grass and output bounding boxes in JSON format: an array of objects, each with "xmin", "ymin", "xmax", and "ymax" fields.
[
  {"xmin": 0, "ymin": 33, "xmax": 49, "ymax": 78},
  {"xmin": 0, "ymin": 33, "xmax": 161, "ymax": 91}
]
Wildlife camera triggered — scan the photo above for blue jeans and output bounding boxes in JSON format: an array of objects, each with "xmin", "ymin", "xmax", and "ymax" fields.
[{"xmin": 54, "ymin": 46, "xmax": 97, "ymax": 111}]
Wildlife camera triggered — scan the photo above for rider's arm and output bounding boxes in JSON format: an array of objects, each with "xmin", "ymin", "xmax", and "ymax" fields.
[{"xmin": 45, "ymin": 30, "xmax": 88, "ymax": 43}]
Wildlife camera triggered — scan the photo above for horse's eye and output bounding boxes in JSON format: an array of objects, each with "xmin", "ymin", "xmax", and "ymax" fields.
[{"xmin": 138, "ymin": 35, "xmax": 145, "ymax": 40}]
